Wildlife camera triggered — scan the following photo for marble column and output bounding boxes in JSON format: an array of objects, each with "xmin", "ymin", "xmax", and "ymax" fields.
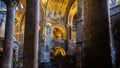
[
  {"xmin": 2, "ymin": 0, "xmax": 18, "ymax": 68},
  {"xmin": 82, "ymin": 0, "xmax": 112, "ymax": 68},
  {"xmin": 23, "ymin": 0, "xmax": 39, "ymax": 68}
]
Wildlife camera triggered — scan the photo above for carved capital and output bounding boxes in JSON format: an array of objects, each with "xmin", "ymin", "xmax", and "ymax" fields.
[{"xmin": 3, "ymin": 0, "xmax": 19, "ymax": 6}]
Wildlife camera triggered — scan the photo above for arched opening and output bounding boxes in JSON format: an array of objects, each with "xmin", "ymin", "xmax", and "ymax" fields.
[
  {"xmin": 50, "ymin": 46, "xmax": 66, "ymax": 67},
  {"xmin": 50, "ymin": 46, "xmax": 66, "ymax": 62},
  {"xmin": 50, "ymin": 46, "xmax": 77, "ymax": 68}
]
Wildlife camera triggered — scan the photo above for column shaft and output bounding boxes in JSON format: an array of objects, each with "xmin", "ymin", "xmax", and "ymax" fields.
[
  {"xmin": 82, "ymin": 0, "xmax": 112, "ymax": 68},
  {"xmin": 2, "ymin": 3, "xmax": 16, "ymax": 68},
  {"xmin": 23, "ymin": 0, "xmax": 39, "ymax": 68}
]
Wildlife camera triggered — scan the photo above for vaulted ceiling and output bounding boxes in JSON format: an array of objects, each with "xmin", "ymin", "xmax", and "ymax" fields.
[
  {"xmin": 15, "ymin": 0, "xmax": 78, "ymax": 33},
  {"xmin": 41, "ymin": 0, "xmax": 77, "ymax": 23},
  {"xmin": 15, "ymin": 0, "xmax": 120, "ymax": 35}
]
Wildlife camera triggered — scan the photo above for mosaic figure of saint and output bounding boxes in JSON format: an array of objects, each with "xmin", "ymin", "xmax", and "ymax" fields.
[{"xmin": 46, "ymin": 26, "xmax": 51, "ymax": 34}]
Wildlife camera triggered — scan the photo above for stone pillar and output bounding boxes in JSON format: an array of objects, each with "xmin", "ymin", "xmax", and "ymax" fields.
[
  {"xmin": 113, "ymin": 22, "xmax": 120, "ymax": 68},
  {"xmin": 76, "ymin": 20, "xmax": 83, "ymax": 68},
  {"xmin": 23, "ymin": 0, "xmax": 39, "ymax": 68},
  {"xmin": 82, "ymin": 0, "xmax": 112, "ymax": 68},
  {"xmin": 2, "ymin": 0, "xmax": 18, "ymax": 68},
  {"xmin": 76, "ymin": 0, "xmax": 83, "ymax": 68}
]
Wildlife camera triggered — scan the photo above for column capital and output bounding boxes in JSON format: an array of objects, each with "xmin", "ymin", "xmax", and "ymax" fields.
[{"xmin": 3, "ymin": 0, "xmax": 19, "ymax": 6}]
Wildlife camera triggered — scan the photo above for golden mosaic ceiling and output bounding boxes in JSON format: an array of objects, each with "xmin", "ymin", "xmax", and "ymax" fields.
[
  {"xmin": 41, "ymin": 0, "xmax": 77, "ymax": 23},
  {"xmin": 15, "ymin": 0, "xmax": 77, "ymax": 24}
]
